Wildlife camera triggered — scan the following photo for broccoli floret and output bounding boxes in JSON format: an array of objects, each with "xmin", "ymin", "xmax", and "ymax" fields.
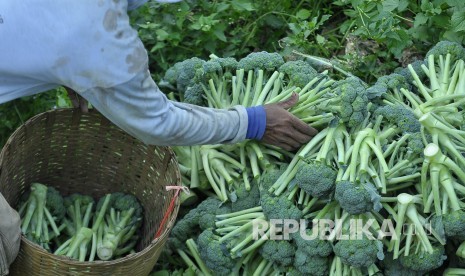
[
  {"xmin": 169, "ymin": 210, "xmax": 199, "ymax": 249},
  {"xmin": 278, "ymin": 60, "xmax": 318, "ymax": 88},
  {"xmin": 259, "ymin": 240, "xmax": 295, "ymax": 267},
  {"xmin": 163, "ymin": 62, "xmax": 183, "ymax": 86},
  {"xmin": 196, "ymin": 198, "xmax": 231, "ymax": 230},
  {"xmin": 441, "ymin": 210, "xmax": 465, "ymax": 241},
  {"xmin": 96, "ymin": 193, "xmax": 143, "ymax": 260},
  {"xmin": 333, "ymin": 238, "xmax": 380, "ymax": 268},
  {"xmin": 425, "ymin": 41, "xmax": 465, "ymax": 62},
  {"xmin": 231, "ymin": 183, "xmax": 260, "ymax": 212},
  {"xmin": 237, "ymin": 51, "xmax": 284, "ymax": 72},
  {"xmin": 397, "ymin": 60, "xmax": 426, "ymax": 85},
  {"xmin": 293, "ymin": 248, "xmax": 329, "ymax": 276},
  {"xmin": 321, "ymin": 77, "xmax": 368, "ymax": 128},
  {"xmin": 176, "ymin": 57, "xmax": 206, "ymax": 93},
  {"xmin": 260, "ymin": 191, "xmax": 302, "ymax": 220},
  {"xmin": 45, "ymin": 187, "xmax": 65, "ymax": 221},
  {"xmin": 183, "ymin": 83, "xmax": 205, "ymax": 106},
  {"xmin": 375, "ymin": 104, "xmax": 421, "ymax": 133},
  {"xmin": 399, "ymin": 246, "xmax": 447, "ymax": 273},
  {"xmin": 294, "ymin": 162, "xmax": 337, "ymax": 198},
  {"xmin": 292, "ymin": 229, "xmax": 332, "ymax": 257},
  {"xmin": 382, "ymin": 253, "xmax": 422, "ymax": 276},
  {"xmin": 406, "ymin": 132, "xmax": 426, "ymax": 155},
  {"xmin": 197, "ymin": 229, "xmax": 235, "ymax": 276},
  {"xmin": 197, "ymin": 57, "xmax": 238, "ymax": 83},
  {"xmin": 367, "ymin": 73, "xmax": 410, "ymax": 99},
  {"xmin": 259, "ymin": 166, "xmax": 287, "ymax": 191},
  {"xmin": 335, "ymin": 181, "xmax": 380, "ymax": 215}
]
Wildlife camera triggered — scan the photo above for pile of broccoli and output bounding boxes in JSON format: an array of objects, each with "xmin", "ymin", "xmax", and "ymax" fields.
[
  {"xmin": 18, "ymin": 185, "xmax": 143, "ymax": 262},
  {"xmin": 152, "ymin": 40, "xmax": 465, "ymax": 275}
]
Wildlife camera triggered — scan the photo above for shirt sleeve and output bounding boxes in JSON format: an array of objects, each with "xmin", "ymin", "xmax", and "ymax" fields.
[{"xmin": 79, "ymin": 70, "xmax": 249, "ymax": 146}]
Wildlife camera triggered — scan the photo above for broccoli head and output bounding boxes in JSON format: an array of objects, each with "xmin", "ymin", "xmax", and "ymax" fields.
[
  {"xmin": 324, "ymin": 77, "xmax": 369, "ymax": 128},
  {"xmin": 278, "ymin": 60, "xmax": 318, "ymax": 88},
  {"xmin": 382, "ymin": 253, "xmax": 422, "ymax": 276},
  {"xmin": 237, "ymin": 51, "xmax": 284, "ymax": 72},
  {"xmin": 375, "ymin": 104, "xmax": 421, "ymax": 133},
  {"xmin": 294, "ymin": 162, "xmax": 337, "ymax": 198},
  {"xmin": 231, "ymin": 182, "xmax": 260, "ymax": 212},
  {"xmin": 399, "ymin": 246, "xmax": 447, "ymax": 273},
  {"xmin": 169, "ymin": 210, "xmax": 199, "ymax": 249},
  {"xmin": 260, "ymin": 191, "xmax": 302, "ymax": 220},
  {"xmin": 407, "ymin": 132, "xmax": 426, "ymax": 156},
  {"xmin": 442, "ymin": 210, "xmax": 465, "ymax": 241},
  {"xmin": 197, "ymin": 229, "xmax": 235, "ymax": 276},
  {"xmin": 333, "ymin": 238, "xmax": 381, "ymax": 268},
  {"xmin": 46, "ymin": 187, "xmax": 65, "ymax": 221},
  {"xmin": 259, "ymin": 166, "xmax": 287, "ymax": 191},
  {"xmin": 176, "ymin": 57, "xmax": 206, "ymax": 93},
  {"xmin": 293, "ymin": 248, "xmax": 329, "ymax": 276},
  {"xmin": 113, "ymin": 193, "xmax": 143, "ymax": 226},
  {"xmin": 163, "ymin": 61, "xmax": 183, "ymax": 86},
  {"xmin": 197, "ymin": 199, "xmax": 231, "ymax": 231},
  {"xmin": 397, "ymin": 60, "xmax": 426, "ymax": 86},
  {"xmin": 259, "ymin": 240, "xmax": 295, "ymax": 268},
  {"xmin": 197, "ymin": 57, "xmax": 238, "ymax": 83},
  {"xmin": 292, "ymin": 229, "xmax": 333, "ymax": 257},
  {"xmin": 425, "ymin": 41, "xmax": 465, "ymax": 62},
  {"xmin": 335, "ymin": 181, "xmax": 379, "ymax": 215},
  {"xmin": 183, "ymin": 83, "xmax": 205, "ymax": 106}
]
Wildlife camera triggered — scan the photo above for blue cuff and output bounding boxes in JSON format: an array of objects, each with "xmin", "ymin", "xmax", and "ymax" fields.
[{"xmin": 245, "ymin": 106, "xmax": 267, "ymax": 140}]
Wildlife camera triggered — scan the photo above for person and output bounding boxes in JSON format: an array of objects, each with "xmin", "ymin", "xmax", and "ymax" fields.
[{"xmin": 0, "ymin": 0, "xmax": 318, "ymax": 273}]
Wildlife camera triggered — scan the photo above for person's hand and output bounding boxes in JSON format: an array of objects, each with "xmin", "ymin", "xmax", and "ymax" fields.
[
  {"xmin": 261, "ymin": 93, "xmax": 318, "ymax": 151},
  {"xmin": 65, "ymin": 87, "xmax": 88, "ymax": 112}
]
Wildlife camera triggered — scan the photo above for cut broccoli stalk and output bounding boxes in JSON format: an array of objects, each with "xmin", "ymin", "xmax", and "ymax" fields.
[
  {"xmin": 421, "ymin": 143, "xmax": 465, "ymax": 215},
  {"xmin": 386, "ymin": 193, "xmax": 446, "ymax": 261}
]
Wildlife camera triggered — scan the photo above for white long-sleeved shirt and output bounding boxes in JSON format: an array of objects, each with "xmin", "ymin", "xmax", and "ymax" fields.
[{"xmin": 0, "ymin": 0, "xmax": 248, "ymax": 146}]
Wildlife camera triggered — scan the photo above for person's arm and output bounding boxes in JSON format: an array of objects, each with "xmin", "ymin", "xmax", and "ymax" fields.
[
  {"xmin": 78, "ymin": 70, "xmax": 317, "ymax": 149},
  {"xmin": 0, "ymin": 194, "xmax": 21, "ymax": 276},
  {"xmin": 79, "ymin": 70, "xmax": 248, "ymax": 146}
]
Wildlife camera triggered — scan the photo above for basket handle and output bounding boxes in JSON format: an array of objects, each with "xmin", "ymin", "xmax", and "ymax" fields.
[{"xmin": 154, "ymin": 186, "xmax": 189, "ymax": 239}]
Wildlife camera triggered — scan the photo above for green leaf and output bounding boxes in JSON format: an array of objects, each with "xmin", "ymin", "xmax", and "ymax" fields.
[
  {"xmin": 213, "ymin": 26, "xmax": 227, "ymax": 42},
  {"xmin": 382, "ymin": 0, "xmax": 399, "ymax": 12},
  {"xmin": 451, "ymin": 11, "xmax": 465, "ymax": 32},
  {"xmin": 155, "ymin": 29, "xmax": 170, "ymax": 41},
  {"xmin": 296, "ymin": 9, "xmax": 311, "ymax": 20},
  {"xmin": 316, "ymin": 34, "xmax": 325, "ymax": 44},
  {"xmin": 414, "ymin": 13, "xmax": 428, "ymax": 28},
  {"xmin": 231, "ymin": 0, "xmax": 255, "ymax": 11},
  {"xmin": 398, "ymin": 0, "xmax": 409, "ymax": 11}
]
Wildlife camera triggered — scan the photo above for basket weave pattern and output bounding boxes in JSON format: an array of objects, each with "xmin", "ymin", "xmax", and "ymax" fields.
[{"xmin": 0, "ymin": 109, "xmax": 181, "ymax": 276}]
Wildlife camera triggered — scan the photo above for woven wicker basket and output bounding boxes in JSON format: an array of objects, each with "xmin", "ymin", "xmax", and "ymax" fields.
[{"xmin": 0, "ymin": 108, "xmax": 181, "ymax": 276}]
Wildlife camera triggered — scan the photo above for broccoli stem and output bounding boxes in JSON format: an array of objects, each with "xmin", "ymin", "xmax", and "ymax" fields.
[
  {"xmin": 408, "ymin": 64, "xmax": 433, "ymax": 101},
  {"xmin": 255, "ymin": 71, "xmax": 280, "ymax": 105},
  {"xmin": 239, "ymin": 145, "xmax": 251, "ymax": 191},
  {"xmin": 176, "ymin": 249, "xmax": 201, "ymax": 273},
  {"xmin": 65, "ymin": 227, "xmax": 93, "ymax": 259},
  {"xmin": 215, "ymin": 213, "xmax": 264, "ymax": 227},
  {"xmin": 444, "ymin": 268, "xmax": 465, "ymax": 276},
  {"xmin": 247, "ymin": 147, "xmax": 260, "ymax": 179},
  {"xmin": 252, "ymin": 258, "xmax": 269, "ymax": 276},
  {"xmin": 43, "ymin": 206, "xmax": 60, "ymax": 236},
  {"xmin": 185, "ymin": 239, "xmax": 212, "ymax": 276},
  {"xmin": 387, "ymin": 173, "xmax": 421, "ymax": 185},
  {"xmin": 250, "ymin": 70, "xmax": 264, "ymax": 106},
  {"xmin": 219, "ymin": 216, "xmax": 265, "ymax": 243}
]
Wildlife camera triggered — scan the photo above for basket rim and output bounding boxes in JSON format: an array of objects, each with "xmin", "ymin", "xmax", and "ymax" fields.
[{"xmin": 0, "ymin": 107, "xmax": 182, "ymax": 266}]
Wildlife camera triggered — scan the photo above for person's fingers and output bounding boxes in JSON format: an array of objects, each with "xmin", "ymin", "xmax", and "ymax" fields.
[
  {"xmin": 290, "ymin": 115, "xmax": 319, "ymax": 136},
  {"xmin": 276, "ymin": 92, "xmax": 299, "ymax": 109},
  {"xmin": 291, "ymin": 130, "xmax": 312, "ymax": 144}
]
